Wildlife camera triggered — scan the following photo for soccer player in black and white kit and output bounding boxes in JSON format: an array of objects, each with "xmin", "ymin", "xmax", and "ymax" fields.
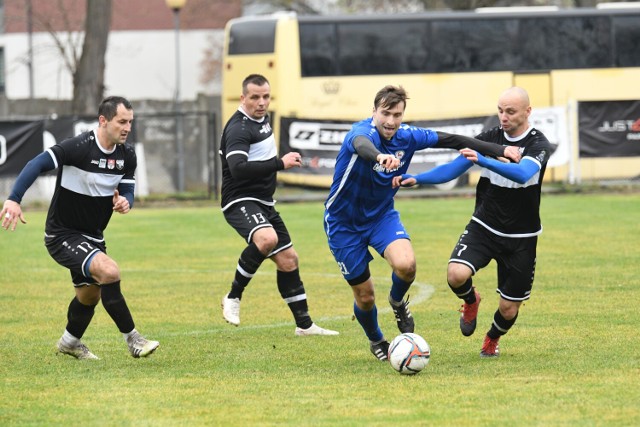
[
  {"xmin": 1, "ymin": 96, "xmax": 159, "ymax": 359},
  {"xmin": 398, "ymin": 87, "xmax": 551, "ymax": 357},
  {"xmin": 219, "ymin": 74, "xmax": 338, "ymax": 336}
]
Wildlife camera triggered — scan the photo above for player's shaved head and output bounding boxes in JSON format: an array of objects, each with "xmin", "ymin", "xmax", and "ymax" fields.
[{"xmin": 499, "ymin": 86, "xmax": 530, "ymax": 108}]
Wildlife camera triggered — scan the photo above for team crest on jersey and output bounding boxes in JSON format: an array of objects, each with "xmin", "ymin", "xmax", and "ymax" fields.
[
  {"xmin": 107, "ymin": 159, "xmax": 115, "ymax": 170},
  {"xmin": 99, "ymin": 159, "xmax": 107, "ymax": 168},
  {"xmin": 395, "ymin": 150, "xmax": 405, "ymax": 159},
  {"xmin": 116, "ymin": 159, "xmax": 125, "ymax": 170}
]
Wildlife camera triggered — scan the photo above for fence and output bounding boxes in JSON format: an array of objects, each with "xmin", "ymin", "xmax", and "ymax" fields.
[
  {"xmin": 133, "ymin": 111, "xmax": 219, "ymax": 199},
  {"xmin": 0, "ymin": 110, "xmax": 220, "ymax": 204}
]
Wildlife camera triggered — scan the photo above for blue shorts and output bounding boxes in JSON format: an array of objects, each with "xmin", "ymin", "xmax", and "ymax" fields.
[{"xmin": 324, "ymin": 209, "xmax": 410, "ymax": 281}]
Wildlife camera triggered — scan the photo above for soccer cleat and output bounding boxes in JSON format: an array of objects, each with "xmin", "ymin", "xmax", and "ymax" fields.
[
  {"xmin": 459, "ymin": 288, "xmax": 481, "ymax": 336},
  {"xmin": 295, "ymin": 323, "xmax": 339, "ymax": 336},
  {"xmin": 57, "ymin": 339, "xmax": 99, "ymax": 360},
  {"xmin": 127, "ymin": 333, "xmax": 160, "ymax": 358},
  {"xmin": 221, "ymin": 293, "xmax": 241, "ymax": 326},
  {"xmin": 480, "ymin": 335, "xmax": 500, "ymax": 358},
  {"xmin": 390, "ymin": 295, "xmax": 415, "ymax": 333},
  {"xmin": 370, "ymin": 340, "xmax": 390, "ymax": 361}
]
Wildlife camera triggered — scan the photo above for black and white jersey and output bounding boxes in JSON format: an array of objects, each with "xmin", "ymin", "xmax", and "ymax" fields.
[
  {"xmin": 44, "ymin": 130, "xmax": 136, "ymax": 240},
  {"xmin": 219, "ymin": 108, "xmax": 283, "ymax": 211},
  {"xmin": 472, "ymin": 126, "xmax": 552, "ymax": 237}
]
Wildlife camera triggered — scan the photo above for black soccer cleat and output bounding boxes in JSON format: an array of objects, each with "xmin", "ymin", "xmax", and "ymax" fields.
[
  {"xmin": 390, "ymin": 295, "xmax": 415, "ymax": 333},
  {"xmin": 370, "ymin": 340, "xmax": 390, "ymax": 361}
]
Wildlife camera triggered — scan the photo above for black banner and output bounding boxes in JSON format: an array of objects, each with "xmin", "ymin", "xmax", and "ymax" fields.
[
  {"xmin": 0, "ymin": 121, "xmax": 45, "ymax": 176},
  {"xmin": 579, "ymin": 100, "xmax": 640, "ymax": 157},
  {"xmin": 0, "ymin": 117, "xmax": 138, "ymax": 177}
]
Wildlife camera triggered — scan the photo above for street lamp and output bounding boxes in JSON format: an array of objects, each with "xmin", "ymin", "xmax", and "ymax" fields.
[{"xmin": 166, "ymin": 0, "xmax": 187, "ymax": 192}]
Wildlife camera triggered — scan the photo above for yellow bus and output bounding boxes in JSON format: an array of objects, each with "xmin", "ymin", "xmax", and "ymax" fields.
[{"xmin": 222, "ymin": 6, "xmax": 640, "ymax": 187}]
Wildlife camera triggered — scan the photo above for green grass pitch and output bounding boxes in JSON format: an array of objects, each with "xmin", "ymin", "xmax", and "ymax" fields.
[{"xmin": 1, "ymin": 192, "xmax": 638, "ymax": 425}]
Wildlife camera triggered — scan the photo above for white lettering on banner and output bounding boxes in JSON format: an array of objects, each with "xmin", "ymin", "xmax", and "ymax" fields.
[
  {"xmin": 305, "ymin": 156, "xmax": 336, "ymax": 169},
  {"xmin": 0, "ymin": 135, "xmax": 6, "ymax": 165},
  {"xmin": 627, "ymin": 133, "xmax": 640, "ymax": 140},
  {"xmin": 598, "ymin": 120, "xmax": 636, "ymax": 132},
  {"xmin": 289, "ymin": 121, "xmax": 351, "ymax": 151}
]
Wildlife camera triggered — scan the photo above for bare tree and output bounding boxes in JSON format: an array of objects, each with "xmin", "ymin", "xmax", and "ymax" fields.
[
  {"xmin": 26, "ymin": 0, "xmax": 111, "ymax": 114},
  {"xmin": 199, "ymin": 34, "xmax": 223, "ymax": 92},
  {"xmin": 72, "ymin": 0, "xmax": 112, "ymax": 114}
]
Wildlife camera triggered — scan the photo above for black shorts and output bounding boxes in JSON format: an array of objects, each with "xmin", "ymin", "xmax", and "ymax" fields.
[
  {"xmin": 45, "ymin": 233, "xmax": 105, "ymax": 286},
  {"xmin": 449, "ymin": 221, "xmax": 537, "ymax": 302},
  {"xmin": 223, "ymin": 201, "xmax": 292, "ymax": 257}
]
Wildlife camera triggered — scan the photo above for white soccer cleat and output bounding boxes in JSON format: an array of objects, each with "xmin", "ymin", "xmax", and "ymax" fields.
[
  {"xmin": 57, "ymin": 339, "xmax": 100, "ymax": 360},
  {"xmin": 295, "ymin": 323, "xmax": 339, "ymax": 336},
  {"xmin": 127, "ymin": 332, "xmax": 160, "ymax": 358},
  {"xmin": 221, "ymin": 293, "xmax": 241, "ymax": 326}
]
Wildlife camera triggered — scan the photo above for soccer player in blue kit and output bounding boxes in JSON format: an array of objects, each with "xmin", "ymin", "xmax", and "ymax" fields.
[
  {"xmin": 397, "ymin": 87, "xmax": 551, "ymax": 358},
  {"xmin": 323, "ymin": 85, "xmax": 521, "ymax": 361}
]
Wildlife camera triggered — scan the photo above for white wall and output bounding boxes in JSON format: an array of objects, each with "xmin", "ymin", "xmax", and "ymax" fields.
[{"xmin": 0, "ymin": 29, "xmax": 223, "ymax": 100}]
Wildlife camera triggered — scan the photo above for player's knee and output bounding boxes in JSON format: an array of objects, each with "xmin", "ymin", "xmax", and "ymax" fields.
[
  {"xmin": 447, "ymin": 263, "xmax": 471, "ymax": 287},
  {"xmin": 92, "ymin": 256, "xmax": 121, "ymax": 284},
  {"xmin": 395, "ymin": 261, "xmax": 416, "ymax": 282},
  {"xmin": 76, "ymin": 285, "xmax": 101, "ymax": 305},
  {"xmin": 254, "ymin": 232, "xmax": 278, "ymax": 254},
  {"xmin": 356, "ymin": 293, "xmax": 375, "ymax": 309},
  {"xmin": 352, "ymin": 284, "xmax": 375, "ymax": 309},
  {"xmin": 274, "ymin": 248, "xmax": 298, "ymax": 271},
  {"xmin": 499, "ymin": 301, "xmax": 521, "ymax": 320}
]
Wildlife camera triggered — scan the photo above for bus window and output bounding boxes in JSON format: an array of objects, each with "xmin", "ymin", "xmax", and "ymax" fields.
[
  {"xmin": 228, "ymin": 19, "xmax": 276, "ymax": 55},
  {"xmin": 431, "ymin": 18, "xmax": 520, "ymax": 73},
  {"xmin": 614, "ymin": 16, "xmax": 640, "ymax": 67},
  {"xmin": 555, "ymin": 17, "xmax": 610, "ymax": 68},
  {"xmin": 299, "ymin": 23, "xmax": 337, "ymax": 76}
]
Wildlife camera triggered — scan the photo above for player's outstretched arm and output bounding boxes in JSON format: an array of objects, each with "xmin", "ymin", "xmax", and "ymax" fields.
[
  {"xmin": 435, "ymin": 131, "xmax": 521, "ymax": 163},
  {"xmin": 462, "ymin": 149, "xmax": 539, "ymax": 184},
  {"xmin": 1, "ymin": 151, "xmax": 55, "ymax": 231},
  {"xmin": 396, "ymin": 155, "xmax": 473, "ymax": 188}
]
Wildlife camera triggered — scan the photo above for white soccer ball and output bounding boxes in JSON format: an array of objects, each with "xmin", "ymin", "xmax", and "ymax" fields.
[{"xmin": 388, "ymin": 333, "xmax": 431, "ymax": 375}]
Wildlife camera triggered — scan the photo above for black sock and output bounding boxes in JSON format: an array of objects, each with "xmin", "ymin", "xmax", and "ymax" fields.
[
  {"xmin": 449, "ymin": 278, "xmax": 476, "ymax": 304},
  {"xmin": 101, "ymin": 281, "xmax": 135, "ymax": 333},
  {"xmin": 65, "ymin": 297, "xmax": 97, "ymax": 339},
  {"xmin": 277, "ymin": 269, "xmax": 312, "ymax": 329},
  {"xmin": 229, "ymin": 243, "xmax": 266, "ymax": 299},
  {"xmin": 487, "ymin": 310, "xmax": 519, "ymax": 339}
]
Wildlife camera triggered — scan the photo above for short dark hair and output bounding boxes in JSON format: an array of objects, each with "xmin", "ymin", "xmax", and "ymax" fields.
[
  {"xmin": 99, "ymin": 96, "xmax": 133, "ymax": 120},
  {"xmin": 374, "ymin": 85, "xmax": 408, "ymax": 111},
  {"xmin": 242, "ymin": 74, "xmax": 269, "ymax": 95}
]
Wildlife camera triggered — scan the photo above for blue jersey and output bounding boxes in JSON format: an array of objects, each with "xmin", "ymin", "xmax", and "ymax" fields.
[{"xmin": 324, "ymin": 118, "xmax": 438, "ymax": 231}]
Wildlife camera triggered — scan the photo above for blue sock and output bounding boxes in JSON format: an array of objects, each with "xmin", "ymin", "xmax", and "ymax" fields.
[
  {"xmin": 389, "ymin": 272, "xmax": 413, "ymax": 303},
  {"xmin": 353, "ymin": 302, "xmax": 383, "ymax": 342}
]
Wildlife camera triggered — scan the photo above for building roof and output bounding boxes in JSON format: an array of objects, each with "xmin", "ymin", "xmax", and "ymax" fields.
[{"xmin": 4, "ymin": 0, "xmax": 242, "ymax": 33}]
